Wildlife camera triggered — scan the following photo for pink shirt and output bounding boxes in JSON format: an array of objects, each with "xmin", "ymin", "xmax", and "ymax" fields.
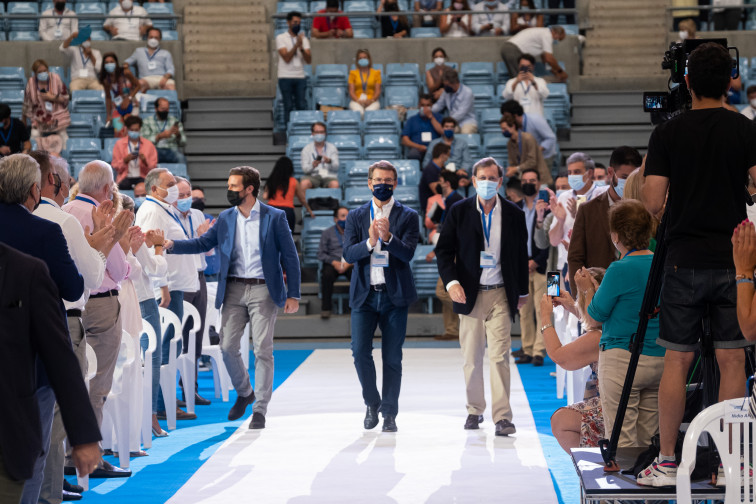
[{"xmin": 62, "ymin": 193, "xmax": 130, "ymax": 294}]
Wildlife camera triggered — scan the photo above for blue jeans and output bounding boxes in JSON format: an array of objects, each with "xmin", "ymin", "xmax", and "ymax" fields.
[
  {"xmin": 278, "ymin": 78, "xmax": 307, "ymax": 125},
  {"xmin": 20, "ymin": 386, "xmax": 56, "ymax": 504},
  {"xmin": 157, "ymin": 290, "xmax": 184, "ymax": 413},
  {"xmin": 140, "ymin": 299, "xmax": 163, "ymax": 414},
  {"xmin": 350, "ymin": 289, "xmax": 408, "ymax": 417}
]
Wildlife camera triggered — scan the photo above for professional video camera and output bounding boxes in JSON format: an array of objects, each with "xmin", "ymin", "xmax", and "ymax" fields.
[{"xmin": 642, "ymin": 38, "xmax": 739, "ymax": 125}]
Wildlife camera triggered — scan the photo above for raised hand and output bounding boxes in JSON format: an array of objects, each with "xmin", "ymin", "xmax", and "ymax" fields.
[
  {"xmin": 551, "ymin": 200, "xmax": 566, "ymax": 222},
  {"xmin": 129, "ymin": 226, "xmax": 145, "ymax": 253},
  {"xmin": 733, "ymin": 220, "xmax": 756, "ymax": 275},
  {"xmin": 84, "ymin": 224, "xmax": 116, "ymax": 253},
  {"xmin": 145, "ymin": 228, "xmax": 165, "ymax": 248},
  {"xmin": 197, "ymin": 218, "xmax": 215, "ymax": 236},
  {"xmin": 565, "ymin": 197, "xmax": 577, "ymax": 218},
  {"xmin": 92, "ymin": 199, "xmax": 115, "ymax": 232},
  {"xmin": 111, "ymin": 210, "xmax": 133, "ymax": 242}
]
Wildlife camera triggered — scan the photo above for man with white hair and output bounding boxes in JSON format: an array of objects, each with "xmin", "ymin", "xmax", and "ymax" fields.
[
  {"xmin": 135, "ymin": 167, "xmax": 199, "ymax": 421},
  {"xmin": 62, "ymin": 160, "xmax": 134, "ymax": 478}
]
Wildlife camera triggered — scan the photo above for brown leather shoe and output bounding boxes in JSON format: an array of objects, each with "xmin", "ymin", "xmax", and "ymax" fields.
[
  {"xmin": 515, "ymin": 354, "xmax": 533, "ymax": 364},
  {"xmin": 176, "ymin": 407, "xmax": 197, "ymax": 420}
]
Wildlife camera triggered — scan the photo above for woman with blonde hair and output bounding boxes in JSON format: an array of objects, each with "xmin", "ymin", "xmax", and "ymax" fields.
[
  {"xmin": 348, "ymin": 49, "xmax": 382, "ymax": 117},
  {"xmin": 22, "ymin": 59, "xmax": 71, "ymax": 154}
]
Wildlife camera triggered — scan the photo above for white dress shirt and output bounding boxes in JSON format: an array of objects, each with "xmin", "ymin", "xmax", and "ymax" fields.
[
  {"xmin": 177, "ymin": 207, "xmax": 208, "ymax": 271},
  {"xmin": 471, "ymin": 2, "xmax": 510, "ymax": 36},
  {"xmin": 502, "ymin": 75, "xmax": 550, "ymax": 116},
  {"xmin": 60, "ymin": 44, "xmax": 102, "ymax": 81},
  {"xmin": 366, "ymin": 197, "xmax": 395, "ymax": 286},
  {"xmin": 135, "ymin": 196, "xmax": 199, "ymax": 292},
  {"xmin": 300, "ymin": 141, "xmax": 340, "ymax": 179},
  {"xmin": 549, "ymin": 183, "xmax": 606, "ymax": 268},
  {"xmin": 39, "ymin": 8, "xmax": 78, "ymax": 41},
  {"xmin": 34, "ymin": 197, "xmax": 107, "ymax": 310},
  {"xmin": 132, "ymin": 242, "xmax": 167, "ymax": 302},
  {"xmin": 103, "ymin": 5, "xmax": 152, "ymax": 41},
  {"xmin": 229, "ymin": 200, "xmax": 265, "ymax": 279}
]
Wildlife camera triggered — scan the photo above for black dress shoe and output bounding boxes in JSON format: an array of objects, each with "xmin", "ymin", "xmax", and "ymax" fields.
[
  {"xmin": 249, "ymin": 412, "xmax": 266, "ymax": 429},
  {"xmin": 512, "ymin": 348, "xmax": 525, "ymax": 358},
  {"xmin": 64, "ymin": 465, "xmax": 76, "ymax": 476},
  {"xmin": 228, "ymin": 391, "xmax": 256, "ymax": 421},
  {"xmin": 532, "ymin": 355, "xmax": 544, "ymax": 367},
  {"xmin": 463, "ymin": 414, "xmax": 484, "ymax": 430},
  {"xmin": 177, "ymin": 399, "xmax": 187, "ymax": 408},
  {"xmin": 90, "ymin": 460, "xmax": 132, "ymax": 478},
  {"xmin": 62, "ymin": 490, "xmax": 82, "ymax": 501},
  {"xmin": 382, "ymin": 416, "xmax": 397, "ymax": 432},
  {"xmin": 495, "ymin": 419, "xmax": 516, "ymax": 436},
  {"xmin": 195, "ymin": 392, "xmax": 211, "ymax": 406},
  {"xmin": 515, "ymin": 354, "xmax": 533, "ymax": 364},
  {"xmin": 64, "ymin": 480, "xmax": 84, "ymax": 494},
  {"xmin": 364, "ymin": 405, "xmax": 379, "ymax": 430}
]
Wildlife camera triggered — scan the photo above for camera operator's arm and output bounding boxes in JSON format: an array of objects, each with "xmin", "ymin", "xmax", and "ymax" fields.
[
  {"xmin": 642, "ymin": 174, "xmax": 668, "ymax": 217},
  {"xmin": 733, "ymin": 221, "xmax": 756, "ymax": 340}
]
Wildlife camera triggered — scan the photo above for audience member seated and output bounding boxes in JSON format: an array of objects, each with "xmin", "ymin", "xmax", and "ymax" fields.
[
  {"xmin": 540, "ymin": 268, "xmax": 605, "ymax": 452},
  {"xmin": 414, "ymin": 0, "xmax": 443, "ymax": 27},
  {"xmin": 0, "ymin": 104, "xmax": 31, "ymax": 158},
  {"xmin": 419, "ymin": 142, "xmax": 451, "ymax": 212},
  {"xmin": 401, "ymin": 94, "xmax": 443, "ymax": 162},
  {"xmin": 39, "ymin": 0, "xmax": 78, "ymax": 41},
  {"xmin": 61, "ymin": 33, "xmax": 103, "ymax": 92},
  {"xmin": 439, "ymin": 0, "xmax": 472, "ymax": 37},
  {"xmin": 741, "ymin": 85, "xmax": 756, "ymax": 120},
  {"xmin": 348, "ymin": 49, "xmax": 382, "ymax": 118},
  {"xmin": 301, "ymin": 121, "xmax": 340, "ymax": 190},
  {"xmin": 126, "ymin": 28, "xmax": 176, "ymax": 92},
  {"xmin": 22, "ymin": 60, "xmax": 70, "ymax": 154},
  {"xmin": 472, "ymin": 0, "xmax": 511, "ymax": 37},
  {"xmin": 502, "ymin": 53, "xmax": 549, "ymax": 117},
  {"xmin": 277, "ymin": 11, "xmax": 311, "ymax": 125},
  {"xmin": 142, "ymin": 97, "xmax": 186, "ymax": 163},
  {"xmin": 432, "ymin": 69, "xmax": 477, "ymax": 134},
  {"xmin": 100, "ymin": 52, "xmax": 140, "ymax": 129},
  {"xmin": 318, "ymin": 206, "xmax": 353, "ymax": 319},
  {"xmin": 113, "ymin": 116, "xmax": 158, "ymax": 189},
  {"xmin": 548, "ymin": 0, "xmax": 575, "ymax": 25},
  {"xmin": 677, "ymin": 18, "xmax": 696, "ymax": 42},
  {"xmin": 426, "ymin": 48, "xmax": 454, "ymax": 100},
  {"xmin": 510, "ymin": 0, "xmax": 543, "ymax": 34},
  {"xmin": 104, "ymin": 0, "xmax": 153, "ymax": 41},
  {"xmin": 500, "ymin": 25, "xmax": 567, "ymax": 83},
  {"xmin": 583, "ymin": 199, "xmax": 664, "ymax": 448},
  {"xmin": 501, "ymin": 115, "xmax": 552, "ymax": 185},
  {"xmin": 422, "ymin": 116, "xmax": 472, "ymax": 173},
  {"xmin": 593, "ymin": 163, "xmax": 607, "ymax": 187},
  {"xmin": 500, "ymin": 99, "xmax": 557, "ymax": 169},
  {"xmin": 263, "ymin": 156, "xmax": 315, "ymax": 232},
  {"xmin": 311, "ymin": 0, "xmax": 354, "ymax": 39},
  {"xmin": 133, "ymin": 180, "xmax": 147, "ymax": 208},
  {"xmin": 379, "ymin": 0, "xmax": 411, "ymax": 38}
]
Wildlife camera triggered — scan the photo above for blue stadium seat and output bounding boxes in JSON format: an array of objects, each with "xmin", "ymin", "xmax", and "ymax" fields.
[
  {"xmin": 326, "ymin": 110, "xmax": 362, "ymax": 136},
  {"xmin": 305, "ymin": 187, "xmax": 342, "ymax": 202},
  {"xmin": 342, "ymin": 160, "xmax": 372, "ymax": 188},
  {"xmin": 749, "ymin": 57, "xmax": 756, "ymax": 80},
  {"xmin": 8, "ymin": 2, "xmax": 39, "ymax": 31},
  {"xmin": 344, "ymin": 0, "xmax": 376, "ymax": 30},
  {"xmin": 410, "ymin": 27, "xmax": 440, "ymax": 37},
  {"xmin": 393, "ymin": 159, "xmax": 420, "ymax": 185},
  {"xmin": 482, "ymin": 133, "xmax": 508, "ymax": 169},
  {"xmin": 9, "ymin": 31, "xmax": 40, "ymax": 41},
  {"xmin": 314, "ymin": 64, "xmax": 349, "ymax": 87},
  {"xmin": 393, "ymin": 186, "xmax": 420, "ymax": 211},
  {"xmin": 460, "ymin": 62, "xmax": 495, "ymax": 86},
  {"xmin": 469, "ymin": 85, "xmax": 495, "ymax": 110},
  {"xmin": 310, "ymin": 1, "xmax": 327, "ymax": 12},
  {"xmin": 162, "ymin": 30, "xmax": 179, "ymax": 41},
  {"xmin": 329, "ymin": 134, "xmax": 363, "ymax": 161},
  {"xmin": 496, "ymin": 61, "xmax": 510, "ymax": 84},
  {"xmin": 0, "ymin": 89, "xmax": 25, "ymax": 118},
  {"xmin": 478, "ymin": 108, "xmax": 502, "ymax": 135},
  {"xmin": 343, "ymin": 186, "xmax": 373, "ymax": 209},
  {"xmin": 67, "ymin": 138, "xmax": 102, "ymax": 164},
  {"xmin": 312, "ymin": 87, "xmax": 347, "ymax": 108},
  {"xmin": 384, "ymin": 86, "xmax": 419, "ymax": 109},
  {"xmin": 75, "ymin": 2, "xmax": 107, "ymax": 30},
  {"xmin": 364, "ymin": 134, "xmax": 400, "ymax": 159},
  {"xmin": 385, "ymin": 63, "xmax": 421, "ymax": 87},
  {"xmin": 144, "ymin": 90, "xmax": 180, "ymax": 118},
  {"xmin": 102, "ymin": 137, "xmax": 119, "ymax": 163},
  {"xmin": 544, "ymin": 83, "xmax": 570, "ymax": 128},
  {"xmin": 71, "ymin": 90, "xmax": 107, "ymax": 115},
  {"xmin": 352, "ymin": 27, "xmax": 376, "ymax": 38},
  {"xmin": 0, "ymin": 67, "xmax": 26, "ymax": 91},
  {"xmin": 48, "ymin": 66, "xmax": 68, "ymax": 86},
  {"xmin": 68, "ymin": 113, "xmax": 100, "ymax": 138},
  {"xmin": 562, "ymin": 24, "xmax": 579, "ymax": 35},
  {"xmin": 160, "ymin": 163, "xmax": 187, "ymax": 177},
  {"xmin": 412, "ymin": 244, "xmax": 438, "ymax": 313},
  {"xmin": 288, "ymin": 110, "xmax": 324, "ymax": 136},
  {"xmin": 363, "ymin": 109, "xmax": 400, "ymax": 135},
  {"xmin": 301, "ymin": 215, "xmax": 335, "ymax": 266},
  {"xmin": 89, "ymin": 30, "xmax": 110, "ymax": 41},
  {"xmin": 286, "ymin": 135, "xmax": 314, "ymax": 177},
  {"xmin": 276, "ymin": 1, "xmax": 308, "ymax": 31},
  {"xmin": 456, "ymin": 133, "xmax": 481, "ymax": 159},
  {"xmin": 0, "ymin": 33, "xmax": 5, "ymax": 42},
  {"xmin": 144, "ymin": 2, "xmax": 175, "ymax": 31}
]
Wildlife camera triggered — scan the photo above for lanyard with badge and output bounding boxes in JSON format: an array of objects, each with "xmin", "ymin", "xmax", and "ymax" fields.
[
  {"xmin": 78, "ymin": 48, "xmax": 91, "ymax": 79},
  {"xmin": 369, "ymin": 203, "xmax": 389, "ymax": 268},
  {"xmin": 0, "ymin": 120, "xmax": 13, "ymax": 146},
  {"xmin": 358, "ymin": 70, "xmax": 369, "ymax": 94},
  {"xmin": 146, "ymin": 47, "xmax": 160, "ymax": 71},
  {"xmin": 53, "ymin": 12, "xmax": 66, "ymax": 38},
  {"xmin": 480, "ymin": 205, "xmax": 496, "ymax": 268},
  {"xmin": 519, "ymin": 81, "xmax": 533, "ymax": 107},
  {"xmin": 147, "ymin": 197, "xmax": 190, "ymax": 238},
  {"xmin": 75, "ymin": 195, "xmax": 97, "ymax": 206}
]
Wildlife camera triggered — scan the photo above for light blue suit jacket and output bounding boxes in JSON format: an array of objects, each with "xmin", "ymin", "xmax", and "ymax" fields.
[{"xmin": 171, "ymin": 202, "xmax": 301, "ymax": 309}]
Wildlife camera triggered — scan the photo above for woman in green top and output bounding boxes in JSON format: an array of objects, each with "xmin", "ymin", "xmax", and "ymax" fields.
[{"xmin": 580, "ymin": 199, "xmax": 665, "ymax": 448}]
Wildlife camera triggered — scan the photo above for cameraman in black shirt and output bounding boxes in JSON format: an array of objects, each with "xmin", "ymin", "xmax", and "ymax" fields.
[
  {"xmin": 638, "ymin": 42, "xmax": 756, "ymax": 487},
  {"xmin": 0, "ymin": 104, "xmax": 31, "ymax": 157}
]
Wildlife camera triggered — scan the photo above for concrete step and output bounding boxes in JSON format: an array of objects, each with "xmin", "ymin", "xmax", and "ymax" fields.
[
  {"xmin": 585, "ymin": 38, "xmax": 665, "ymax": 50},
  {"xmin": 185, "ymin": 130, "xmax": 284, "ymax": 155},
  {"xmin": 182, "ymin": 24, "xmax": 270, "ymax": 36},
  {"xmin": 572, "ymin": 92, "xmax": 646, "ymax": 107},
  {"xmin": 182, "ymin": 34, "xmax": 271, "ymax": 47},
  {"xmin": 560, "ymin": 124, "xmax": 654, "ymax": 150},
  {"xmin": 182, "ymin": 81, "xmax": 276, "ymax": 98},
  {"xmin": 187, "ymin": 154, "xmax": 281, "ymax": 180},
  {"xmin": 187, "ymin": 97, "xmax": 275, "ymax": 112},
  {"xmin": 184, "ymin": 108, "xmax": 273, "ymax": 130},
  {"xmin": 185, "ymin": 5, "xmax": 265, "ymax": 17},
  {"xmin": 571, "ymin": 104, "xmax": 650, "ymax": 126},
  {"xmin": 560, "ymin": 147, "xmax": 649, "ymax": 168},
  {"xmin": 184, "ymin": 54, "xmax": 270, "ymax": 67},
  {"xmin": 588, "ymin": 29, "xmax": 666, "ymax": 41}
]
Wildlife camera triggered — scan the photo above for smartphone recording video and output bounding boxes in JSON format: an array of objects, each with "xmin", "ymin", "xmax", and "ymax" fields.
[{"xmin": 547, "ymin": 271, "xmax": 560, "ymax": 297}]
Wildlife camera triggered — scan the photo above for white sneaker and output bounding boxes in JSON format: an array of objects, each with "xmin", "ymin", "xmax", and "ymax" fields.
[{"xmin": 637, "ymin": 456, "xmax": 678, "ymax": 487}]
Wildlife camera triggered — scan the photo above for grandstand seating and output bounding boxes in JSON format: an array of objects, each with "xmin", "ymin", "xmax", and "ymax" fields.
[
  {"xmin": 410, "ymin": 27, "xmax": 440, "ymax": 38},
  {"xmin": 342, "ymin": 160, "xmax": 371, "ymax": 188},
  {"xmin": 285, "ymin": 135, "xmax": 313, "ymax": 176},
  {"xmin": 384, "ymin": 85, "xmax": 419, "ymax": 109},
  {"xmin": 329, "ymin": 134, "xmax": 362, "ymax": 161},
  {"xmin": 144, "ymin": 2, "xmax": 175, "ymax": 31},
  {"xmin": 412, "ymin": 244, "xmax": 438, "ymax": 313},
  {"xmin": 68, "ymin": 112, "xmax": 101, "ymax": 138},
  {"xmin": 393, "ymin": 185, "xmax": 420, "ymax": 211},
  {"xmin": 9, "ymin": 31, "xmax": 39, "ymax": 41},
  {"xmin": 301, "ymin": 215, "xmax": 335, "ymax": 266},
  {"xmin": 460, "ymin": 62, "xmax": 495, "ymax": 87},
  {"xmin": 343, "ymin": 186, "xmax": 372, "ymax": 209},
  {"xmin": 478, "ymin": 108, "xmax": 503, "ymax": 135},
  {"xmin": 312, "ymin": 86, "xmax": 347, "ymax": 108},
  {"xmin": 364, "ymin": 133, "xmax": 401, "ymax": 159},
  {"xmin": 8, "ymin": 2, "xmax": 39, "ymax": 32},
  {"xmin": 288, "ymin": 110, "xmax": 324, "ymax": 136},
  {"xmin": 469, "ymin": 84, "xmax": 495, "ymax": 110},
  {"xmin": 67, "ymin": 138, "xmax": 102, "ymax": 165},
  {"xmin": 314, "ymin": 64, "xmax": 349, "ymax": 87},
  {"xmin": 457, "ymin": 133, "xmax": 481, "ymax": 159},
  {"xmin": 0, "ymin": 67, "xmax": 26, "ymax": 91},
  {"xmin": 0, "ymin": 89, "xmax": 24, "ymax": 118},
  {"xmin": 75, "ymin": 2, "xmax": 107, "ymax": 31},
  {"xmin": 384, "ymin": 63, "xmax": 421, "ymax": 88},
  {"xmin": 482, "ymin": 133, "xmax": 509, "ymax": 168},
  {"xmin": 71, "ymin": 90, "xmax": 107, "ymax": 116},
  {"xmin": 305, "ymin": 188, "xmax": 341, "ymax": 216},
  {"xmin": 363, "ymin": 109, "xmax": 400, "ymax": 135},
  {"xmin": 102, "ymin": 137, "xmax": 118, "ymax": 163},
  {"xmin": 326, "ymin": 110, "xmax": 361, "ymax": 135},
  {"xmin": 161, "ymin": 163, "xmax": 188, "ymax": 178},
  {"xmin": 394, "ymin": 159, "xmax": 420, "ymax": 185},
  {"xmin": 141, "ymin": 90, "xmax": 181, "ymax": 119}
]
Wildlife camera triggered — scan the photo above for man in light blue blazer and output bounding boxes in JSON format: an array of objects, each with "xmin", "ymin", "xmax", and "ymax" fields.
[{"xmin": 165, "ymin": 166, "xmax": 301, "ymax": 430}]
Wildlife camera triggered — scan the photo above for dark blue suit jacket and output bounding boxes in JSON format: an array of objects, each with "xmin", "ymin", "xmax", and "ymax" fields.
[
  {"xmin": 343, "ymin": 199, "xmax": 419, "ymax": 309},
  {"xmin": 171, "ymin": 202, "xmax": 301, "ymax": 309}
]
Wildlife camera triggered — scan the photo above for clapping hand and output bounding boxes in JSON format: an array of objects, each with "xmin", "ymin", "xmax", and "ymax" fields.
[
  {"xmin": 565, "ymin": 198, "xmax": 577, "ymax": 218},
  {"xmin": 375, "ymin": 217, "xmax": 391, "ymax": 242},
  {"xmin": 111, "ymin": 210, "xmax": 133, "ymax": 243},
  {"xmin": 84, "ymin": 224, "xmax": 115, "ymax": 253},
  {"xmin": 733, "ymin": 220, "xmax": 756, "ymax": 275},
  {"xmin": 551, "ymin": 196, "xmax": 566, "ymax": 222},
  {"xmin": 129, "ymin": 226, "xmax": 145, "ymax": 253},
  {"xmin": 197, "ymin": 218, "xmax": 215, "ymax": 236},
  {"xmin": 145, "ymin": 229, "xmax": 165, "ymax": 248}
]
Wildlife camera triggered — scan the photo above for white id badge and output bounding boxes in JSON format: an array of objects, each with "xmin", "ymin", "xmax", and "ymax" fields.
[
  {"xmin": 45, "ymin": 101, "xmax": 54, "ymax": 112},
  {"xmin": 147, "ymin": 61, "xmax": 157, "ymax": 71},
  {"xmin": 480, "ymin": 251, "xmax": 496, "ymax": 269},
  {"xmin": 113, "ymin": 95, "xmax": 123, "ymax": 106},
  {"xmin": 359, "ymin": 93, "xmax": 367, "ymax": 101},
  {"xmin": 520, "ymin": 96, "xmax": 532, "ymax": 107},
  {"xmin": 78, "ymin": 69, "xmax": 89, "ymax": 79},
  {"xmin": 54, "ymin": 29, "xmax": 62, "ymax": 39},
  {"xmin": 421, "ymin": 131, "xmax": 432, "ymax": 143},
  {"xmin": 372, "ymin": 250, "xmax": 389, "ymax": 268}
]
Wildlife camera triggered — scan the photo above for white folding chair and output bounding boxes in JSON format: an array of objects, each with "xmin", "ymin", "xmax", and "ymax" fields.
[
  {"xmin": 677, "ymin": 397, "xmax": 754, "ymax": 503},
  {"xmin": 78, "ymin": 344, "xmax": 98, "ymax": 491},
  {"xmin": 101, "ymin": 330, "xmax": 137, "ymax": 470},
  {"xmin": 140, "ymin": 320, "xmax": 157, "ymax": 449},
  {"xmin": 179, "ymin": 301, "xmax": 199, "ymax": 415},
  {"xmin": 201, "ymin": 304, "xmax": 231, "ymax": 402},
  {"xmin": 158, "ymin": 308, "xmax": 182, "ymax": 431},
  {"xmin": 128, "ymin": 329, "xmax": 143, "ymax": 453}
]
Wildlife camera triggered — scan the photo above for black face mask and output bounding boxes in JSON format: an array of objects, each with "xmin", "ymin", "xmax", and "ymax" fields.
[
  {"xmin": 191, "ymin": 198, "xmax": 205, "ymax": 212},
  {"xmin": 227, "ymin": 189, "xmax": 245, "ymax": 207},
  {"xmin": 435, "ymin": 184, "xmax": 444, "ymax": 195},
  {"xmin": 156, "ymin": 110, "xmax": 169, "ymax": 121},
  {"xmin": 521, "ymin": 183, "xmax": 537, "ymax": 197},
  {"xmin": 55, "ymin": 2, "xmax": 66, "ymax": 11}
]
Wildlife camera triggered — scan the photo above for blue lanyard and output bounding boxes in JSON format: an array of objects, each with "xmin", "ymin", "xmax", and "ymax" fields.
[
  {"xmin": 56, "ymin": 13, "xmax": 64, "ymax": 27},
  {"xmin": 75, "ymin": 195, "xmax": 97, "ymax": 206},
  {"xmin": 391, "ymin": 18, "xmax": 399, "ymax": 32},
  {"xmin": 369, "ymin": 203, "xmax": 386, "ymax": 244},
  {"xmin": 146, "ymin": 197, "xmax": 189, "ymax": 237},
  {"xmin": 520, "ymin": 81, "xmax": 532, "ymax": 95},
  {"xmin": 128, "ymin": 140, "xmax": 140, "ymax": 154},
  {"xmin": 623, "ymin": 248, "xmax": 638, "ymax": 259},
  {"xmin": 0, "ymin": 120, "xmax": 13, "ymax": 145},
  {"xmin": 481, "ymin": 207, "xmax": 492, "ymax": 248},
  {"xmin": 39, "ymin": 199, "xmax": 55, "ymax": 207},
  {"xmin": 517, "ymin": 133, "xmax": 523, "ymax": 162},
  {"xmin": 522, "ymin": 114, "xmax": 528, "ymax": 132},
  {"xmin": 146, "ymin": 47, "xmax": 160, "ymax": 61},
  {"xmin": 359, "ymin": 70, "xmax": 368, "ymax": 92},
  {"xmin": 159, "ymin": 120, "xmax": 170, "ymax": 132},
  {"xmin": 79, "ymin": 48, "xmax": 90, "ymax": 67}
]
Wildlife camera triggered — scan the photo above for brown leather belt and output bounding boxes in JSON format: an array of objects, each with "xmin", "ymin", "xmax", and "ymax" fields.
[{"xmin": 89, "ymin": 289, "xmax": 119, "ymax": 299}]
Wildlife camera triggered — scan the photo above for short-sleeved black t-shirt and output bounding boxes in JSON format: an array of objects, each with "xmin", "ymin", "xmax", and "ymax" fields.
[
  {"xmin": 419, "ymin": 161, "xmax": 442, "ymax": 212},
  {"xmin": 0, "ymin": 118, "xmax": 30, "ymax": 156},
  {"xmin": 645, "ymin": 108, "xmax": 756, "ymax": 268}
]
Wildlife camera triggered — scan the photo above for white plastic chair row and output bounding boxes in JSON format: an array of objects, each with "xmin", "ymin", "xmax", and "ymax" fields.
[
  {"xmin": 101, "ymin": 330, "xmax": 137, "ymax": 470},
  {"xmin": 179, "ymin": 301, "xmax": 199, "ymax": 414},
  {"xmin": 159, "ymin": 307, "xmax": 182, "ymax": 431},
  {"xmin": 77, "ymin": 344, "xmax": 98, "ymax": 492},
  {"xmin": 140, "ymin": 320, "xmax": 157, "ymax": 450},
  {"xmin": 201, "ymin": 297, "xmax": 233, "ymax": 402}
]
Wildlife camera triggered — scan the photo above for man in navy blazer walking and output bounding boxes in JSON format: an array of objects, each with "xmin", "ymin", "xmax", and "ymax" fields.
[
  {"xmin": 165, "ymin": 166, "xmax": 301, "ymax": 430},
  {"xmin": 343, "ymin": 160, "xmax": 419, "ymax": 433}
]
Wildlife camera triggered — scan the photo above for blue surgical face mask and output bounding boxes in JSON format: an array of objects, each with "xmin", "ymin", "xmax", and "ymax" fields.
[
  {"xmin": 485, "ymin": 0, "xmax": 498, "ymax": 7},
  {"xmin": 337, "ymin": 219, "xmax": 346, "ymax": 229},
  {"xmin": 134, "ymin": 196, "xmax": 146, "ymax": 208},
  {"xmin": 614, "ymin": 177, "xmax": 627, "ymax": 199},
  {"xmin": 37, "ymin": 72, "xmax": 49, "ymax": 82},
  {"xmin": 443, "ymin": 129, "xmax": 454, "ymax": 139},
  {"xmin": 594, "ymin": 180, "xmax": 606, "ymax": 187},
  {"xmin": 502, "ymin": 130, "xmax": 512, "ymax": 138},
  {"xmin": 128, "ymin": 130, "xmax": 140, "ymax": 140},
  {"xmin": 105, "ymin": 62, "xmax": 116, "ymax": 73},
  {"xmin": 313, "ymin": 133, "xmax": 326, "ymax": 143},
  {"xmin": 556, "ymin": 189, "xmax": 567, "ymax": 199},
  {"xmin": 372, "ymin": 183, "xmax": 393, "ymax": 202},
  {"xmin": 358, "ymin": 58, "xmax": 370, "ymax": 68},
  {"xmin": 176, "ymin": 196, "xmax": 192, "ymax": 213},
  {"xmin": 475, "ymin": 180, "xmax": 498, "ymax": 201},
  {"xmin": 568, "ymin": 174, "xmax": 585, "ymax": 192}
]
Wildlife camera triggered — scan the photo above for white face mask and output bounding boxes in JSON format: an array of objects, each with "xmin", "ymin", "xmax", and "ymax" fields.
[
  {"xmin": 163, "ymin": 184, "xmax": 179, "ymax": 204},
  {"xmin": 434, "ymin": 57, "xmax": 445, "ymax": 66},
  {"xmin": 121, "ymin": 0, "xmax": 133, "ymax": 10},
  {"xmin": 147, "ymin": 38, "xmax": 159, "ymax": 49},
  {"xmin": 82, "ymin": 40, "xmax": 91, "ymax": 48},
  {"xmin": 678, "ymin": 30, "xmax": 688, "ymax": 40}
]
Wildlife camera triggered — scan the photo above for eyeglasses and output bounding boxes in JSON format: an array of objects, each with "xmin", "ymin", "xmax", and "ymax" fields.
[
  {"xmin": 371, "ymin": 178, "xmax": 395, "ymax": 184},
  {"xmin": 475, "ymin": 176, "xmax": 500, "ymax": 182}
]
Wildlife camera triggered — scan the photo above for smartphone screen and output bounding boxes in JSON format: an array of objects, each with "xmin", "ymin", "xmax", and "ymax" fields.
[
  {"xmin": 538, "ymin": 189, "xmax": 549, "ymax": 203},
  {"xmin": 547, "ymin": 271, "xmax": 560, "ymax": 297}
]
